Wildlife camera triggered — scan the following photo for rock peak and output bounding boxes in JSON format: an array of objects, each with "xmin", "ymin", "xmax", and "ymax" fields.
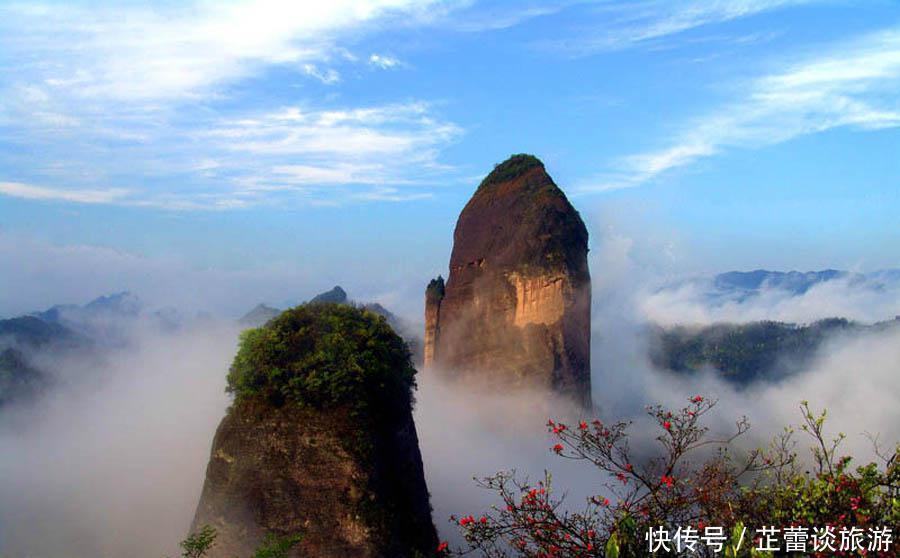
[
  {"xmin": 477, "ymin": 153, "xmax": 545, "ymax": 191},
  {"xmin": 425, "ymin": 155, "xmax": 591, "ymax": 407},
  {"xmin": 193, "ymin": 304, "xmax": 437, "ymax": 557},
  {"xmin": 309, "ymin": 285, "xmax": 348, "ymax": 304}
]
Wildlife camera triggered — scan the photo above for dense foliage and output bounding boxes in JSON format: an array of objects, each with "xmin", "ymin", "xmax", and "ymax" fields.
[
  {"xmin": 0, "ymin": 347, "xmax": 48, "ymax": 407},
  {"xmin": 478, "ymin": 154, "xmax": 545, "ymax": 191},
  {"xmin": 445, "ymin": 399, "xmax": 898, "ymax": 557},
  {"xmin": 427, "ymin": 276, "xmax": 446, "ymax": 302},
  {"xmin": 179, "ymin": 526, "xmax": 217, "ymax": 558},
  {"xmin": 226, "ymin": 303, "xmax": 416, "ymax": 416},
  {"xmin": 175, "ymin": 527, "xmax": 301, "ymax": 558},
  {"xmin": 649, "ymin": 319, "xmax": 869, "ymax": 384},
  {"xmin": 0, "ymin": 316, "xmax": 78, "ymax": 346}
]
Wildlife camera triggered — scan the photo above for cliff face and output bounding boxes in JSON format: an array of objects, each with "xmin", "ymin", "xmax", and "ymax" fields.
[
  {"xmin": 425, "ymin": 155, "xmax": 591, "ymax": 405},
  {"xmin": 424, "ymin": 277, "xmax": 445, "ymax": 365},
  {"xmin": 191, "ymin": 401, "xmax": 435, "ymax": 558},
  {"xmin": 191, "ymin": 304, "xmax": 437, "ymax": 557}
]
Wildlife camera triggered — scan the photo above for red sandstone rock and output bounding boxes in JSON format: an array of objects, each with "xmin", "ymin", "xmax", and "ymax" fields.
[{"xmin": 425, "ymin": 154, "xmax": 591, "ymax": 406}]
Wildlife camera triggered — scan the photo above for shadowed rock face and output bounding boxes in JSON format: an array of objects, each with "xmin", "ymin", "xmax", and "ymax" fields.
[
  {"xmin": 191, "ymin": 304, "xmax": 437, "ymax": 558},
  {"xmin": 191, "ymin": 401, "xmax": 436, "ymax": 558},
  {"xmin": 425, "ymin": 155, "xmax": 591, "ymax": 406}
]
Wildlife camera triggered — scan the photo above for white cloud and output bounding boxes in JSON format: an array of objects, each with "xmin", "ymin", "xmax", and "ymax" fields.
[
  {"xmin": 197, "ymin": 101, "xmax": 461, "ymax": 202},
  {"xmin": 641, "ymin": 276, "xmax": 900, "ymax": 326},
  {"xmin": 302, "ymin": 64, "xmax": 341, "ymax": 84},
  {"xmin": 582, "ymin": 26, "xmax": 900, "ymax": 191},
  {"xmin": 0, "ymin": 99, "xmax": 461, "ymax": 209},
  {"xmin": 207, "ymin": 102, "xmax": 459, "ymax": 157},
  {"xmin": 0, "ymin": 1, "xmax": 447, "ymax": 102},
  {"xmin": 0, "ymin": 2, "xmax": 466, "ymax": 208},
  {"xmin": 0, "ymin": 182, "xmax": 131, "ymax": 205},
  {"xmin": 368, "ymin": 53, "xmax": 402, "ymax": 69},
  {"xmin": 541, "ymin": 0, "xmax": 814, "ymax": 53},
  {"xmin": 614, "ymin": 0, "xmax": 810, "ymax": 45},
  {"xmin": 449, "ymin": 3, "xmax": 577, "ymax": 33}
]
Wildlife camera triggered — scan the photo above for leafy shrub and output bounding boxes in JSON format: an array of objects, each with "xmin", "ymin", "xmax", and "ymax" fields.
[
  {"xmin": 179, "ymin": 525, "xmax": 216, "ymax": 558},
  {"xmin": 252, "ymin": 533, "xmax": 303, "ymax": 558},
  {"xmin": 650, "ymin": 319, "xmax": 862, "ymax": 383},
  {"xmin": 427, "ymin": 276, "xmax": 445, "ymax": 302},
  {"xmin": 444, "ymin": 399, "xmax": 899, "ymax": 557},
  {"xmin": 478, "ymin": 154, "xmax": 544, "ymax": 191},
  {"xmin": 226, "ymin": 303, "xmax": 416, "ymax": 418},
  {"xmin": 175, "ymin": 527, "xmax": 302, "ymax": 558}
]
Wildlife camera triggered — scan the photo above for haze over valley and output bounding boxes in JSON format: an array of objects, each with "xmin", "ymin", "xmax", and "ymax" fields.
[{"xmin": 1, "ymin": 1, "xmax": 899, "ymax": 556}]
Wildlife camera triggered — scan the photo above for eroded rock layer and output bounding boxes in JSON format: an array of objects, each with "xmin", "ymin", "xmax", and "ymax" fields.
[
  {"xmin": 191, "ymin": 400, "xmax": 436, "ymax": 558},
  {"xmin": 425, "ymin": 155, "xmax": 591, "ymax": 406},
  {"xmin": 191, "ymin": 304, "xmax": 437, "ymax": 558}
]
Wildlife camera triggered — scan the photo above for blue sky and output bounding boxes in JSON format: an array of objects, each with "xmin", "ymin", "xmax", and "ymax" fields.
[{"xmin": 1, "ymin": 0, "xmax": 899, "ymax": 315}]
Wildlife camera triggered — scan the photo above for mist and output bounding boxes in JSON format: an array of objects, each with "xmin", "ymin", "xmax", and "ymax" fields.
[
  {"xmin": 0, "ymin": 219, "xmax": 898, "ymax": 556},
  {"xmin": 588, "ymin": 215, "xmax": 900, "ymax": 455},
  {"xmin": 0, "ymin": 320, "xmax": 236, "ymax": 558},
  {"xmin": 642, "ymin": 275, "xmax": 900, "ymax": 326}
]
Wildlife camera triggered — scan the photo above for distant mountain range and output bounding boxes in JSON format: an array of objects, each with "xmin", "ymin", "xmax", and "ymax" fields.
[
  {"xmin": 34, "ymin": 291, "xmax": 142, "ymax": 324},
  {"xmin": 0, "ymin": 316, "xmax": 90, "ymax": 407},
  {"xmin": 694, "ymin": 269, "xmax": 900, "ymax": 301},
  {"xmin": 649, "ymin": 269, "xmax": 900, "ymax": 384},
  {"xmin": 4, "ymin": 269, "xmax": 897, "ymax": 407},
  {"xmin": 0, "ymin": 292, "xmax": 151, "ymax": 409},
  {"xmin": 649, "ymin": 316, "xmax": 900, "ymax": 385},
  {"xmin": 237, "ymin": 304, "xmax": 282, "ymax": 327}
]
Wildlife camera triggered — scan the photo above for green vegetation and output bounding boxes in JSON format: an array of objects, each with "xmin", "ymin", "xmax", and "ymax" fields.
[
  {"xmin": 0, "ymin": 348, "xmax": 48, "ymax": 407},
  {"xmin": 227, "ymin": 303, "xmax": 416, "ymax": 416},
  {"xmin": 175, "ymin": 527, "xmax": 302, "ymax": 558},
  {"xmin": 179, "ymin": 525, "xmax": 216, "ymax": 558},
  {"xmin": 252, "ymin": 533, "xmax": 303, "ymax": 558},
  {"xmin": 477, "ymin": 154, "xmax": 544, "ymax": 191},
  {"xmin": 650, "ymin": 318, "xmax": 861, "ymax": 383},
  {"xmin": 426, "ymin": 276, "xmax": 445, "ymax": 302},
  {"xmin": 225, "ymin": 303, "xmax": 435, "ymax": 556},
  {"xmin": 448, "ymin": 399, "xmax": 899, "ymax": 557}
]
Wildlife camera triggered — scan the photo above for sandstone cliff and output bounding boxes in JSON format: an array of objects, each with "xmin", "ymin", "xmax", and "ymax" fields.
[
  {"xmin": 191, "ymin": 304, "xmax": 438, "ymax": 557},
  {"xmin": 424, "ymin": 154, "xmax": 591, "ymax": 406}
]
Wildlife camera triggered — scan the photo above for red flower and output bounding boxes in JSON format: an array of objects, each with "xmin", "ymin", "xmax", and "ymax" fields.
[
  {"xmin": 661, "ymin": 475, "xmax": 674, "ymax": 488},
  {"xmin": 480, "ymin": 516, "xmax": 488, "ymax": 524},
  {"xmin": 625, "ymin": 463, "xmax": 633, "ymax": 472},
  {"xmin": 616, "ymin": 472, "xmax": 628, "ymax": 484},
  {"xmin": 552, "ymin": 443, "xmax": 564, "ymax": 454},
  {"xmin": 663, "ymin": 421, "xmax": 672, "ymax": 430},
  {"xmin": 437, "ymin": 541, "xmax": 449, "ymax": 553},
  {"xmin": 579, "ymin": 421, "xmax": 588, "ymax": 430},
  {"xmin": 601, "ymin": 497, "xmax": 610, "ymax": 506},
  {"xmin": 692, "ymin": 395, "xmax": 704, "ymax": 403}
]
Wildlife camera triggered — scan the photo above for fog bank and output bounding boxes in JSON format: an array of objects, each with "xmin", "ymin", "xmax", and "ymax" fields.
[{"xmin": 0, "ymin": 322, "xmax": 236, "ymax": 558}]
